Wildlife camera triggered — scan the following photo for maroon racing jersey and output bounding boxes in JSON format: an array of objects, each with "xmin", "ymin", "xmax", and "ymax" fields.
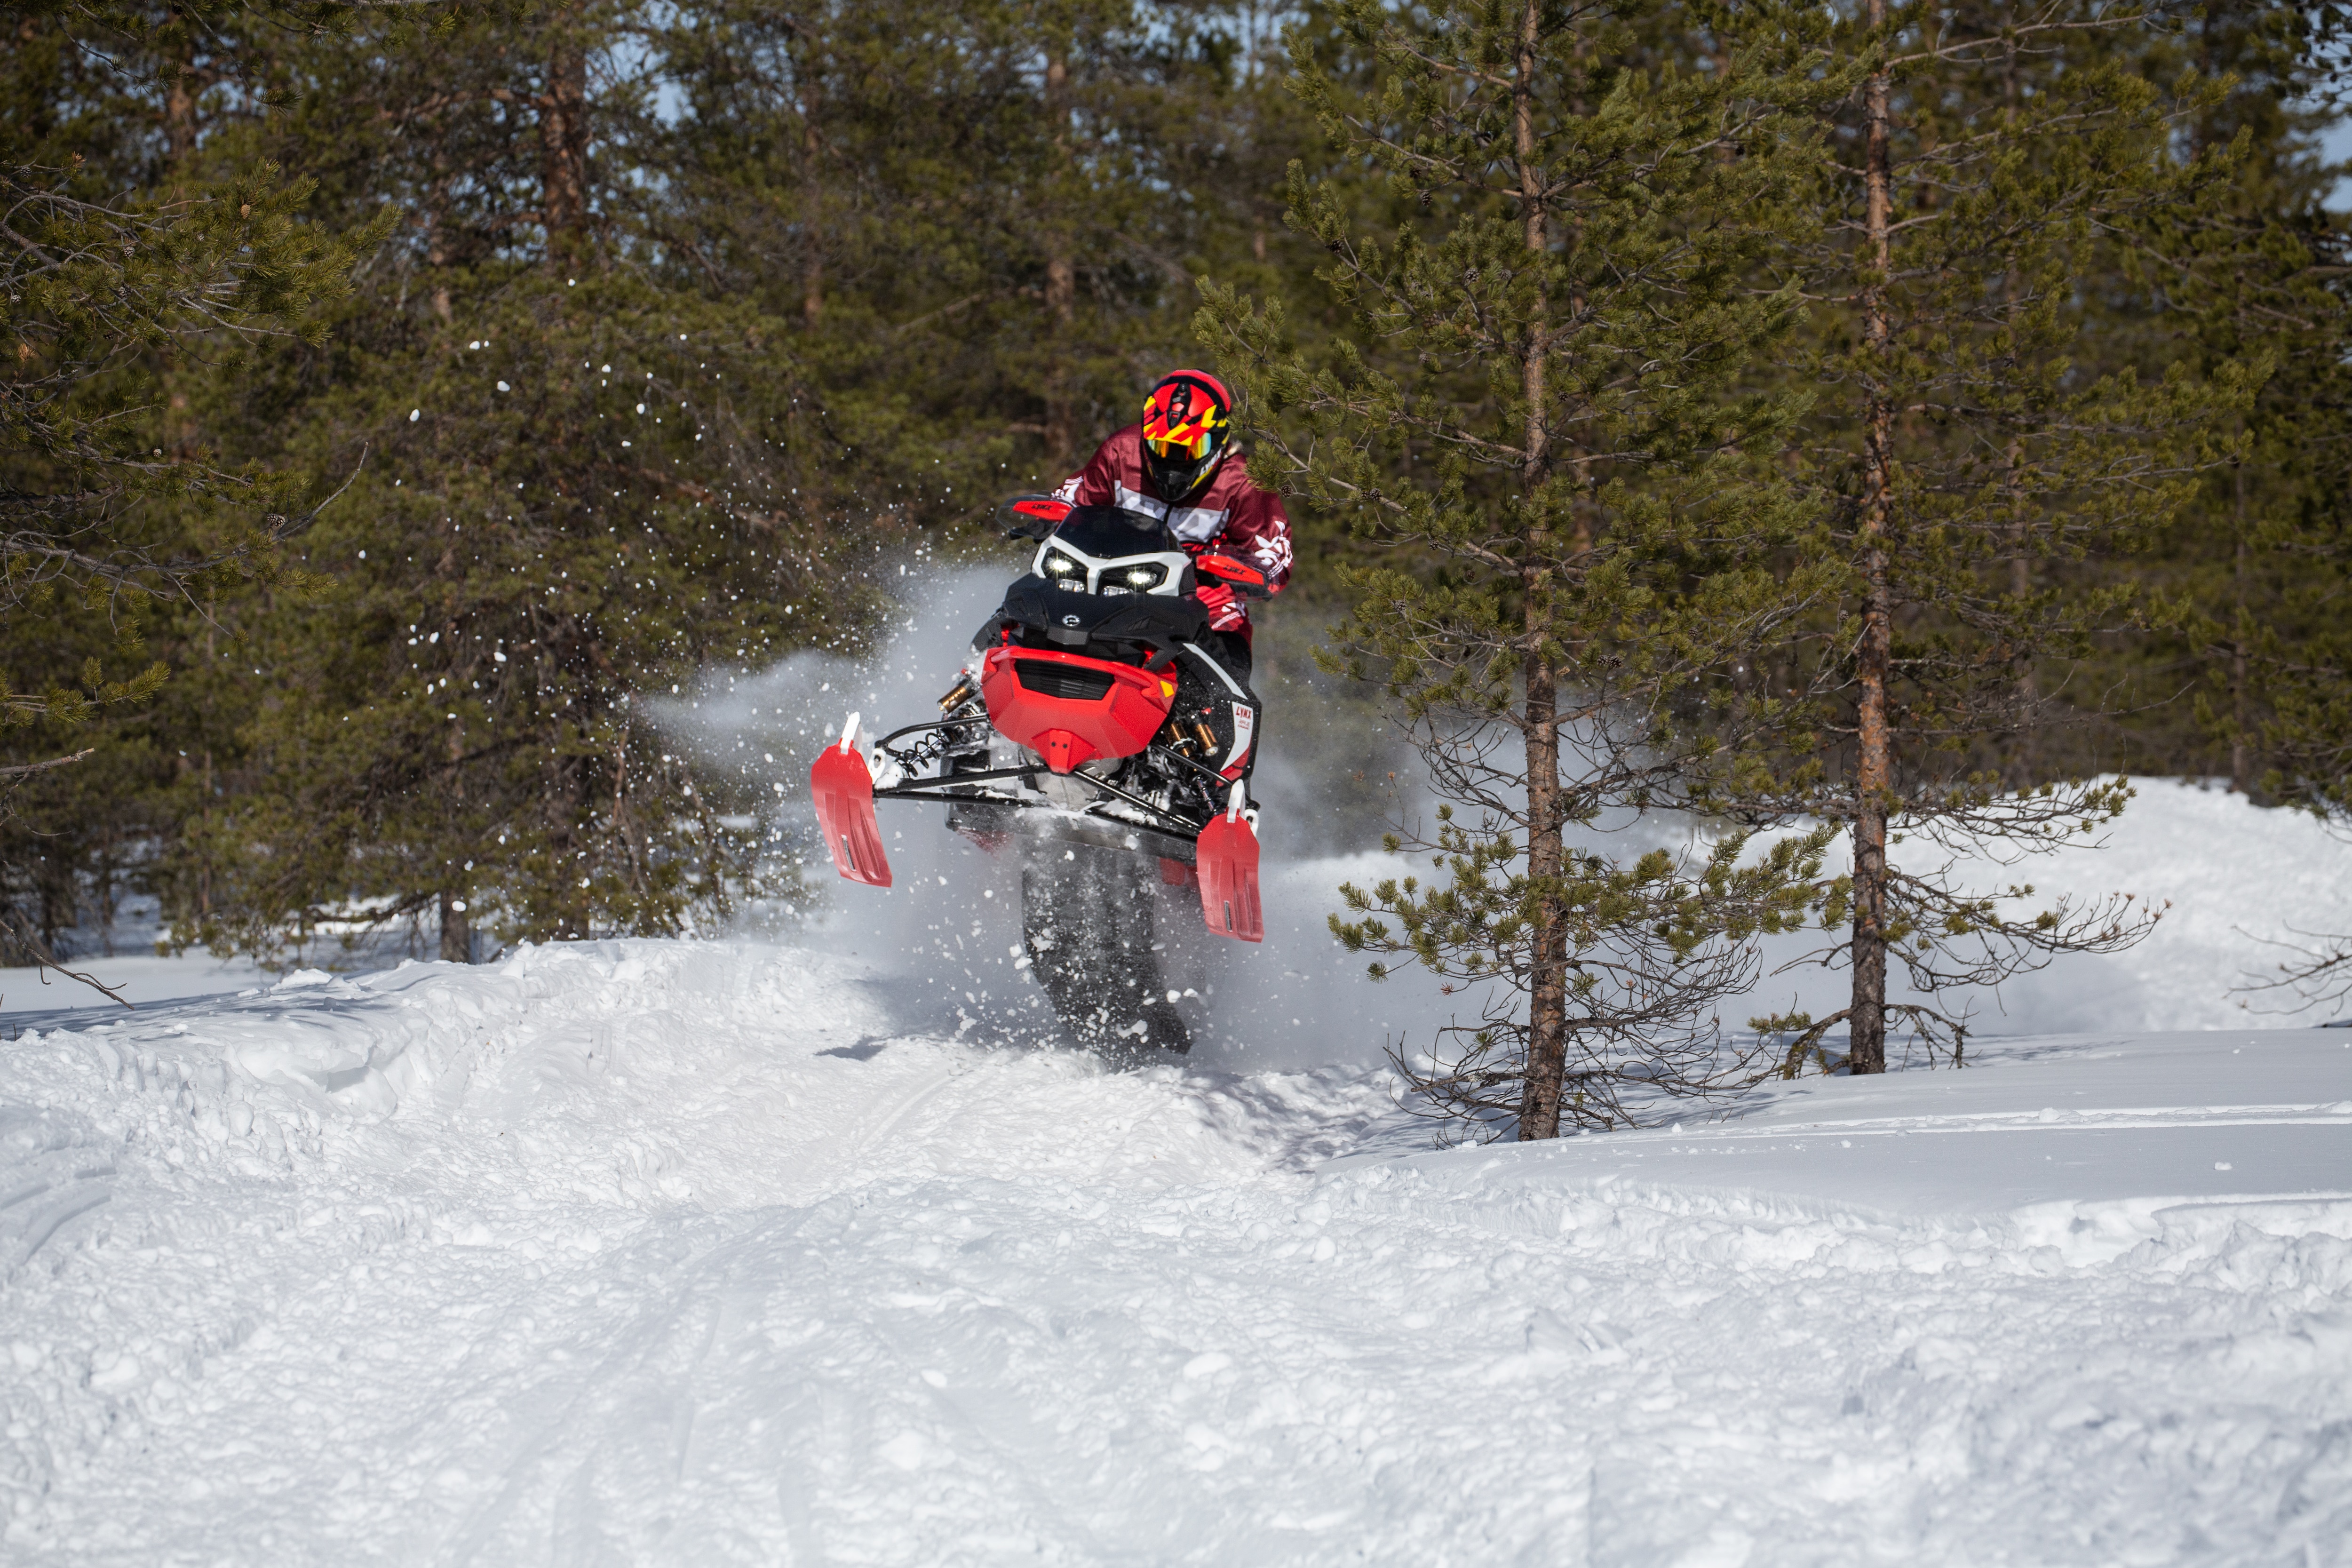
[{"xmin": 1054, "ymin": 425, "xmax": 1294, "ymax": 632}]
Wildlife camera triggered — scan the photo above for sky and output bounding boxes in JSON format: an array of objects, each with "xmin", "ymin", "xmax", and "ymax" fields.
[{"xmin": 2324, "ymin": 113, "xmax": 2352, "ymax": 209}]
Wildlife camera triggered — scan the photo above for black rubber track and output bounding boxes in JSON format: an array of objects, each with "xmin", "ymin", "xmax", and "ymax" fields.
[{"xmin": 1019, "ymin": 838, "xmax": 1192, "ymax": 1062}]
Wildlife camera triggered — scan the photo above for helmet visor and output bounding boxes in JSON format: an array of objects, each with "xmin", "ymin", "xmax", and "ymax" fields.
[{"xmin": 1145, "ymin": 431, "xmax": 1210, "ymax": 461}]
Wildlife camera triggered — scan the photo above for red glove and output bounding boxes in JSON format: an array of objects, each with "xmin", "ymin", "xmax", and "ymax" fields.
[{"xmin": 1192, "ymin": 580, "xmax": 1247, "ymax": 632}]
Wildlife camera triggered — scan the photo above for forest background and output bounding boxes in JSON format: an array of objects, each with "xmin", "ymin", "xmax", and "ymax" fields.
[{"xmin": 2, "ymin": 0, "xmax": 2347, "ymax": 995}]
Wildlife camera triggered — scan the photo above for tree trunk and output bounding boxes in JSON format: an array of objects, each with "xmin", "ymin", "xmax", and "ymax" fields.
[
  {"xmin": 161, "ymin": 32, "xmax": 201, "ymax": 454},
  {"xmin": 164, "ymin": 54, "xmax": 199, "ymax": 167},
  {"xmin": 425, "ymin": 152, "xmax": 454, "ymax": 323},
  {"xmin": 2008, "ymin": 546, "xmax": 2035, "ymax": 784},
  {"xmin": 96, "ymin": 830, "xmax": 118, "ymax": 957},
  {"xmin": 443, "ymin": 703, "xmax": 471, "ymax": 961},
  {"xmin": 1849, "ymin": 0, "xmax": 1895, "ymax": 1077},
  {"xmin": 2001, "ymin": 36, "xmax": 2034, "ymax": 788},
  {"xmin": 439, "ymin": 888, "xmax": 472, "ymax": 963},
  {"xmin": 2231, "ymin": 464, "xmax": 2250, "ymax": 794},
  {"xmin": 40, "ymin": 876, "xmax": 67, "ymax": 959},
  {"xmin": 1510, "ymin": 0, "xmax": 1568, "ymax": 1141},
  {"xmin": 541, "ymin": 16, "xmax": 589, "ymax": 274},
  {"xmin": 425, "ymin": 207, "xmax": 454, "ymax": 323},
  {"xmin": 1042, "ymin": 49, "xmax": 1076, "ymax": 467}
]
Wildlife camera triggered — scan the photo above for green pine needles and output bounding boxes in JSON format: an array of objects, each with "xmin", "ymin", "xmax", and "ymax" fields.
[{"xmin": 3, "ymin": 0, "xmax": 2339, "ymax": 1034}]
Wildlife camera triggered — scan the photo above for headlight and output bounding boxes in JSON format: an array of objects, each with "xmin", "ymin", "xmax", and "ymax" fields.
[
  {"xmin": 1113, "ymin": 564, "xmax": 1166, "ymax": 592},
  {"xmin": 1041, "ymin": 550, "xmax": 1084, "ymax": 585}
]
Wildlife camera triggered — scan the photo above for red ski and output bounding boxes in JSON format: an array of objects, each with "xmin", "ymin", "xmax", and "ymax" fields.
[
  {"xmin": 1195, "ymin": 785, "xmax": 1263, "ymax": 943},
  {"xmin": 809, "ymin": 716, "xmax": 892, "ymax": 887}
]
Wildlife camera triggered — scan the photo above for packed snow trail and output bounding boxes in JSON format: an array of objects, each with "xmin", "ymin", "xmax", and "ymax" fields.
[{"xmin": 3, "ymin": 940, "xmax": 2351, "ymax": 1564}]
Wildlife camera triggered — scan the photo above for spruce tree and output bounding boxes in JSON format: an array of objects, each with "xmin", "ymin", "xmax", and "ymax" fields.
[{"xmin": 1204, "ymin": 0, "xmax": 1831, "ymax": 1138}]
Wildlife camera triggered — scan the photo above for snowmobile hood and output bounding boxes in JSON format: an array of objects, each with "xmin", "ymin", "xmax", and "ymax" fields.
[{"xmin": 979, "ymin": 645, "xmax": 1176, "ymax": 774}]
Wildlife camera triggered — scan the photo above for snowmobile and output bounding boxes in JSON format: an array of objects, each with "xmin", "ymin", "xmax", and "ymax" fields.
[{"xmin": 808, "ymin": 494, "xmax": 1270, "ymax": 1058}]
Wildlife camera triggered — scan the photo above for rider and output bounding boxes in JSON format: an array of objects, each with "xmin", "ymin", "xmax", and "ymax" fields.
[{"xmin": 1053, "ymin": 369, "xmax": 1293, "ymax": 679}]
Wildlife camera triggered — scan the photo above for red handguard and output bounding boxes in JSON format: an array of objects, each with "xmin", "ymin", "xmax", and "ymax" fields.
[{"xmin": 1193, "ymin": 552, "xmax": 1271, "ymax": 598}]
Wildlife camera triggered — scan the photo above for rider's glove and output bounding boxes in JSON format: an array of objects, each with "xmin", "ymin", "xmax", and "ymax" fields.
[{"xmin": 1192, "ymin": 580, "xmax": 1247, "ymax": 631}]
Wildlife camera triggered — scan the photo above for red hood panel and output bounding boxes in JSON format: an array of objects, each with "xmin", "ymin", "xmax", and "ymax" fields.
[{"xmin": 981, "ymin": 647, "xmax": 1174, "ymax": 774}]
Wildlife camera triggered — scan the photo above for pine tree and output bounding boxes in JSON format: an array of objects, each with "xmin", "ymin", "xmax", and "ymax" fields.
[
  {"xmin": 157, "ymin": 0, "xmax": 859, "ymax": 962},
  {"xmin": 2208, "ymin": 9, "xmax": 2352, "ymax": 1011},
  {"xmin": 2126, "ymin": 7, "xmax": 2351, "ymax": 813},
  {"xmin": 111, "ymin": 0, "xmax": 1335, "ymax": 965},
  {"xmin": 0, "ymin": 0, "xmax": 354, "ymax": 735},
  {"xmin": 654, "ymin": 0, "xmax": 1315, "ymax": 498},
  {"xmin": 1714, "ymin": 1, "xmax": 2259, "ymax": 1073},
  {"xmin": 1203, "ymin": 0, "xmax": 1831, "ymax": 1138},
  {"xmin": 0, "ymin": 0, "xmax": 363, "ymax": 979},
  {"xmin": 658, "ymin": 0, "xmax": 1023, "ymax": 517}
]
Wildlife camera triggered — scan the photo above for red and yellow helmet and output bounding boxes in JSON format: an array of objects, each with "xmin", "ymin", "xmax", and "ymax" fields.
[{"xmin": 1139, "ymin": 370, "xmax": 1232, "ymax": 502}]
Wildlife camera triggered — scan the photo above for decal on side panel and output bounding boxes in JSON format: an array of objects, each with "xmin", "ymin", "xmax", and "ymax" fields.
[{"xmin": 1227, "ymin": 702, "xmax": 1255, "ymax": 767}]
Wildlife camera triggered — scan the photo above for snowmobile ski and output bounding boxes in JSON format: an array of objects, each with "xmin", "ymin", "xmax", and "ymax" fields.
[
  {"xmin": 1194, "ymin": 783, "xmax": 1263, "ymax": 943},
  {"xmin": 810, "ymin": 714, "xmax": 892, "ymax": 887}
]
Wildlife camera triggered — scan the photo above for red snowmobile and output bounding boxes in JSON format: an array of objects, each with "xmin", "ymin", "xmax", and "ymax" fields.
[{"xmin": 809, "ymin": 495, "xmax": 1268, "ymax": 1058}]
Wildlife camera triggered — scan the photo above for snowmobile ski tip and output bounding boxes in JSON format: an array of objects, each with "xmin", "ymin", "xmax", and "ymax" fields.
[
  {"xmin": 1195, "ymin": 799, "xmax": 1263, "ymax": 942},
  {"xmin": 810, "ymin": 727, "xmax": 892, "ymax": 888}
]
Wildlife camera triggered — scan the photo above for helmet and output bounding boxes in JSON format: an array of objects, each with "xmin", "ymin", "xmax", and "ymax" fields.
[{"xmin": 1139, "ymin": 370, "xmax": 1232, "ymax": 503}]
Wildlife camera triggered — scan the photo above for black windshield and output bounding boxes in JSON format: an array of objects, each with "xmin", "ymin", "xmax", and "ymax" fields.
[{"xmin": 1052, "ymin": 505, "xmax": 1175, "ymax": 558}]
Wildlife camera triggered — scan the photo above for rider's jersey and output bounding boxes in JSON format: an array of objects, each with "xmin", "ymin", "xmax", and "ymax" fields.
[{"xmin": 1054, "ymin": 424, "xmax": 1294, "ymax": 633}]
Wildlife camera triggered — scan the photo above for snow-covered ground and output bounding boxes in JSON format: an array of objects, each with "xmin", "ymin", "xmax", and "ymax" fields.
[
  {"xmin": 3, "ymin": 776, "xmax": 2350, "ymax": 1563},
  {"xmin": 1, "ymin": 959, "xmax": 2347, "ymax": 1559},
  {"xmin": 1734, "ymin": 775, "xmax": 2352, "ymax": 1038}
]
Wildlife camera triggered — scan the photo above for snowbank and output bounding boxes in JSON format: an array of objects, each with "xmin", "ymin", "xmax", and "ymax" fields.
[
  {"xmin": 1961, "ymin": 777, "xmax": 2352, "ymax": 1031},
  {"xmin": 4, "ymin": 933, "xmax": 2348, "ymax": 1564}
]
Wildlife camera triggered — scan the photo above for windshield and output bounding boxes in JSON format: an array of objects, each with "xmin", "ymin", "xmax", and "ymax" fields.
[{"xmin": 1050, "ymin": 505, "xmax": 1176, "ymax": 559}]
